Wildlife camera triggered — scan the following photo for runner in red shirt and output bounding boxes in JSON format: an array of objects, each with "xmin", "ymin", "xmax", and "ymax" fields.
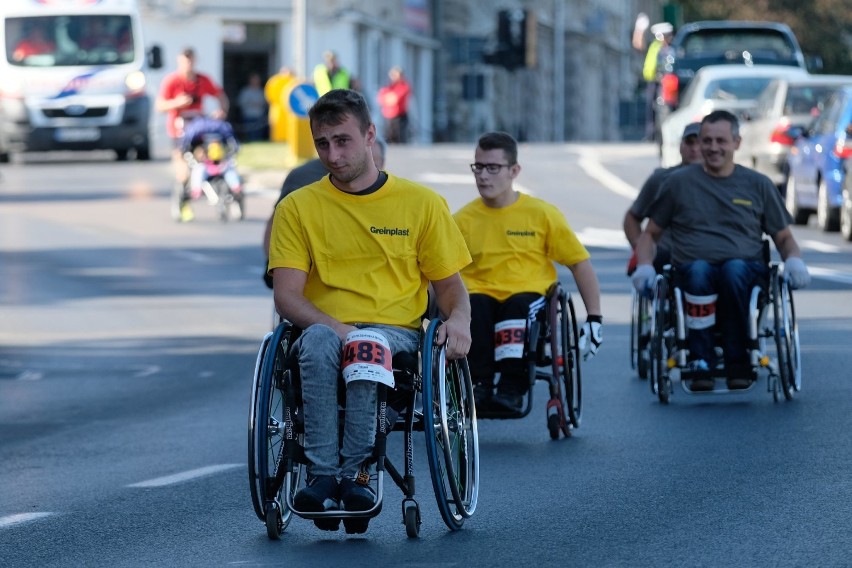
[{"xmin": 156, "ymin": 47, "xmax": 229, "ymax": 221}]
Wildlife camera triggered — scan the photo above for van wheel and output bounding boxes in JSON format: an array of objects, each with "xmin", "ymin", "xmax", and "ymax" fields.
[
  {"xmin": 115, "ymin": 148, "xmax": 129, "ymax": 161},
  {"xmin": 136, "ymin": 145, "xmax": 151, "ymax": 161},
  {"xmin": 0, "ymin": 151, "xmax": 9, "ymax": 164}
]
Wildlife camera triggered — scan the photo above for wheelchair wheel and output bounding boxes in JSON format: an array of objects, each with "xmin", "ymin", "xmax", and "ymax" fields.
[
  {"xmin": 630, "ymin": 290, "xmax": 651, "ymax": 380},
  {"xmin": 213, "ymin": 178, "xmax": 234, "ymax": 222},
  {"xmin": 421, "ymin": 319, "xmax": 479, "ymax": 531},
  {"xmin": 170, "ymin": 181, "xmax": 188, "ymax": 222},
  {"xmin": 556, "ymin": 286, "xmax": 582, "ymax": 427},
  {"xmin": 774, "ymin": 272, "xmax": 801, "ymax": 400},
  {"xmin": 248, "ymin": 321, "xmax": 302, "ymax": 538},
  {"xmin": 248, "ymin": 331, "xmax": 272, "ymax": 520},
  {"xmin": 649, "ymin": 276, "xmax": 671, "ymax": 404}
]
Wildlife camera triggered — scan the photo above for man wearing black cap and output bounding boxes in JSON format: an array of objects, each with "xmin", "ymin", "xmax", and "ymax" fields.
[{"xmin": 624, "ymin": 121, "xmax": 703, "ymax": 273}]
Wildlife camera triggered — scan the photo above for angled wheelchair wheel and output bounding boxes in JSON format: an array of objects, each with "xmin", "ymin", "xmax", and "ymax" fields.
[
  {"xmin": 649, "ymin": 276, "xmax": 671, "ymax": 404},
  {"xmin": 774, "ymin": 271, "xmax": 800, "ymax": 400},
  {"xmin": 248, "ymin": 331, "xmax": 273, "ymax": 520},
  {"xmin": 249, "ymin": 321, "xmax": 302, "ymax": 538},
  {"xmin": 630, "ymin": 290, "xmax": 651, "ymax": 380},
  {"xmin": 630, "ymin": 289, "xmax": 638, "ymax": 370},
  {"xmin": 421, "ymin": 319, "xmax": 479, "ymax": 531},
  {"xmin": 555, "ymin": 286, "xmax": 582, "ymax": 427}
]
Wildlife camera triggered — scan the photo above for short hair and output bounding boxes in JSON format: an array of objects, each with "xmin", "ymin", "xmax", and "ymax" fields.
[
  {"xmin": 702, "ymin": 110, "xmax": 740, "ymax": 138},
  {"xmin": 180, "ymin": 47, "xmax": 195, "ymax": 59},
  {"xmin": 477, "ymin": 131, "xmax": 518, "ymax": 165},
  {"xmin": 308, "ymin": 88, "xmax": 373, "ymax": 134}
]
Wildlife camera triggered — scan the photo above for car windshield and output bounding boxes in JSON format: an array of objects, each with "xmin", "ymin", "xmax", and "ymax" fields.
[
  {"xmin": 5, "ymin": 15, "xmax": 135, "ymax": 67},
  {"xmin": 681, "ymin": 30, "xmax": 795, "ymax": 61},
  {"xmin": 785, "ymin": 85, "xmax": 845, "ymax": 116},
  {"xmin": 703, "ymin": 77, "xmax": 774, "ymax": 102}
]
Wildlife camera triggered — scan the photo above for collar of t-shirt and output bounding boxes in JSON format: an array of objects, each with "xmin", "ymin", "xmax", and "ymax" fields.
[{"xmin": 330, "ymin": 171, "xmax": 388, "ymax": 196}]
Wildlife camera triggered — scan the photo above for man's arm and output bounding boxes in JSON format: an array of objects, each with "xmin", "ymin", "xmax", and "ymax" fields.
[
  {"xmin": 273, "ymin": 267, "xmax": 355, "ymax": 339},
  {"xmin": 430, "ymin": 273, "xmax": 471, "ymax": 360},
  {"xmin": 567, "ymin": 259, "xmax": 602, "ymax": 317},
  {"xmin": 623, "ymin": 210, "xmax": 643, "ymax": 249},
  {"xmin": 636, "ymin": 219, "xmax": 663, "ymax": 266},
  {"xmin": 771, "ymin": 226, "xmax": 803, "ymax": 260}
]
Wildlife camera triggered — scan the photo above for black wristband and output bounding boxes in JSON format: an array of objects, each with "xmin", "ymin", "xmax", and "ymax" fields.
[{"xmin": 586, "ymin": 315, "xmax": 603, "ymax": 324}]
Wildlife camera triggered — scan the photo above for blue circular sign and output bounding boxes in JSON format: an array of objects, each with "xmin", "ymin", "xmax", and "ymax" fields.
[{"xmin": 288, "ymin": 83, "xmax": 320, "ymax": 118}]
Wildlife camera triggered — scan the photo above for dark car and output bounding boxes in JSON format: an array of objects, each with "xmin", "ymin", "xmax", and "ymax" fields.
[
  {"xmin": 784, "ymin": 86, "xmax": 852, "ymax": 231},
  {"xmin": 655, "ymin": 21, "xmax": 810, "ymax": 136}
]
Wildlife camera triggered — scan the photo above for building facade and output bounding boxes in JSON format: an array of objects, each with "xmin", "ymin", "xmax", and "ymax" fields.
[{"xmin": 138, "ymin": 0, "xmax": 666, "ymax": 152}]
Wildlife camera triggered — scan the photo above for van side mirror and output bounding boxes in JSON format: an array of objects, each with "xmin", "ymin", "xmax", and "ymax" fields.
[
  {"xmin": 806, "ymin": 54, "xmax": 824, "ymax": 72},
  {"xmin": 147, "ymin": 45, "xmax": 163, "ymax": 70}
]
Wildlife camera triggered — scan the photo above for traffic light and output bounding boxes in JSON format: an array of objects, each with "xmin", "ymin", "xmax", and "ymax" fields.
[{"xmin": 482, "ymin": 9, "xmax": 536, "ymax": 71}]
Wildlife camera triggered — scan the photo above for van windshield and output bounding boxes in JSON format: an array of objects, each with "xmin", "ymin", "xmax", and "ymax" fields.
[{"xmin": 5, "ymin": 15, "xmax": 135, "ymax": 67}]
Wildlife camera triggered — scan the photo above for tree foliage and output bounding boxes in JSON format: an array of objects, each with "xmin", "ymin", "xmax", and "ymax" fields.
[{"xmin": 673, "ymin": 0, "xmax": 852, "ymax": 74}]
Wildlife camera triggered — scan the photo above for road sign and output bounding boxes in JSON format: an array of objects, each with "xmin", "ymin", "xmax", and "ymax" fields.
[{"xmin": 288, "ymin": 83, "xmax": 319, "ymax": 118}]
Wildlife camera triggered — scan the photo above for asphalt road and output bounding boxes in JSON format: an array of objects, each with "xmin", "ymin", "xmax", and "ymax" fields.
[{"xmin": 1, "ymin": 144, "xmax": 851, "ymax": 567}]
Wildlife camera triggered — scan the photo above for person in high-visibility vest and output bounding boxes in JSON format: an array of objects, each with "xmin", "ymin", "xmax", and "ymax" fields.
[
  {"xmin": 312, "ymin": 51, "xmax": 352, "ymax": 95},
  {"xmin": 641, "ymin": 22, "xmax": 673, "ymax": 141}
]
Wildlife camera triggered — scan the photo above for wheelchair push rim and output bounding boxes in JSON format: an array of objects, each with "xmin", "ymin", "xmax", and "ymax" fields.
[{"xmin": 421, "ymin": 318, "xmax": 479, "ymax": 530}]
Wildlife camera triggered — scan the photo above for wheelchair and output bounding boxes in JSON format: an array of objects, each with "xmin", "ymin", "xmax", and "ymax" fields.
[
  {"xmin": 247, "ymin": 317, "xmax": 479, "ymax": 539},
  {"xmin": 646, "ymin": 259, "xmax": 801, "ymax": 404},
  {"xmin": 476, "ymin": 282, "xmax": 582, "ymax": 440},
  {"xmin": 629, "ymin": 287, "xmax": 652, "ymax": 380}
]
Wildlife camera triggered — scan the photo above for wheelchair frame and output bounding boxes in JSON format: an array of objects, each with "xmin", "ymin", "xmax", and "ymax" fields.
[
  {"xmin": 647, "ymin": 262, "xmax": 801, "ymax": 403},
  {"xmin": 477, "ymin": 282, "xmax": 582, "ymax": 439},
  {"xmin": 247, "ymin": 318, "xmax": 479, "ymax": 539}
]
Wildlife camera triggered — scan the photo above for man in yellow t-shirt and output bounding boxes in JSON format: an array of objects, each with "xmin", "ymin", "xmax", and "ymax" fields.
[
  {"xmin": 454, "ymin": 131, "xmax": 603, "ymax": 412},
  {"xmin": 268, "ymin": 89, "xmax": 471, "ymax": 534}
]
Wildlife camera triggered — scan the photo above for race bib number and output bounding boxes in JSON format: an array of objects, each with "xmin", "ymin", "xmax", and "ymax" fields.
[
  {"xmin": 494, "ymin": 319, "xmax": 526, "ymax": 361},
  {"xmin": 684, "ymin": 293, "xmax": 717, "ymax": 330},
  {"xmin": 341, "ymin": 329, "xmax": 394, "ymax": 388}
]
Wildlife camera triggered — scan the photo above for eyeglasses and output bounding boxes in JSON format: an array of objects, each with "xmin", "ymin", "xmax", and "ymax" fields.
[{"xmin": 470, "ymin": 162, "xmax": 512, "ymax": 174}]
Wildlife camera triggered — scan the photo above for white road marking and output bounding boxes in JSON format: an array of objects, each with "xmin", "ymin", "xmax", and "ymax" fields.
[
  {"xmin": 575, "ymin": 227, "xmax": 631, "ymax": 249},
  {"xmin": 576, "ymin": 148, "xmax": 639, "ymax": 199},
  {"xmin": 807, "ymin": 266, "xmax": 852, "ymax": 285},
  {"xmin": 132, "ymin": 365, "xmax": 160, "ymax": 378},
  {"xmin": 127, "ymin": 464, "xmax": 242, "ymax": 488},
  {"xmin": 414, "ymin": 173, "xmax": 533, "ymax": 195},
  {"xmin": 801, "ymin": 239, "xmax": 842, "ymax": 253},
  {"xmin": 0, "ymin": 512, "xmax": 54, "ymax": 529},
  {"xmin": 172, "ymin": 250, "xmax": 211, "ymax": 264},
  {"xmin": 16, "ymin": 370, "xmax": 43, "ymax": 381}
]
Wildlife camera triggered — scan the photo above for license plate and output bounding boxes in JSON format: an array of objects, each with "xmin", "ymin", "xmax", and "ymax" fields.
[{"xmin": 54, "ymin": 127, "xmax": 101, "ymax": 142}]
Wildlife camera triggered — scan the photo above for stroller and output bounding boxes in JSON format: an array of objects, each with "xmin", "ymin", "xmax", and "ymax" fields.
[{"xmin": 171, "ymin": 117, "xmax": 245, "ymax": 222}]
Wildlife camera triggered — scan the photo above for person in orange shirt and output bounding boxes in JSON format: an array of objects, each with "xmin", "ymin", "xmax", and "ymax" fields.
[{"xmin": 377, "ymin": 67, "xmax": 412, "ymax": 144}]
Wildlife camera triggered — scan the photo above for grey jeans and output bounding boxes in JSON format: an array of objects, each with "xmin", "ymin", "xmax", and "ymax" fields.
[{"xmin": 293, "ymin": 323, "xmax": 419, "ymax": 478}]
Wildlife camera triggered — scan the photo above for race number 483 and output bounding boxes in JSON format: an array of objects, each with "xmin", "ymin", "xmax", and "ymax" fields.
[{"xmin": 341, "ymin": 329, "xmax": 395, "ymax": 387}]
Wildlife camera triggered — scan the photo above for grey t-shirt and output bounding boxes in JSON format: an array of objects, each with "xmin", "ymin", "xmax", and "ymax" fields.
[
  {"xmin": 630, "ymin": 164, "xmax": 686, "ymax": 251},
  {"xmin": 649, "ymin": 163, "xmax": 792, "ymax": 265}
]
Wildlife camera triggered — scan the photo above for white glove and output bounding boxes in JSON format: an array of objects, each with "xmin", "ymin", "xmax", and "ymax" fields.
[
  {"xmin": 579, "ymin": 316, "xmax": 603, "ymax": 361},
  {"xmin": 784, "ymin": 257, "xmax": 810, "ymax": 289},
  {"xmin": 631, "ymin": 263, "xmax": 656, "ymax": 293}
]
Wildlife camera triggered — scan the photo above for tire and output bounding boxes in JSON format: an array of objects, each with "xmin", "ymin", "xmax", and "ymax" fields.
[
  {"xmin": 778, "ymin": 274, "xmax": 801, "ymax": 396},
  {"xmin": 251, "ymin": 322, "xmax": 301, "ymax": 537},
  {"xmin": 558, "ymin": 289, "xmax": 582, "ymax": 427},
  {"xmin": 0, "ymin": 151, "xmax": 9, "ymax": 163},
  {"xmin": 404, "ymin": 503, "xmax": 420, "ymax": 538},
  {"xmin": 422, "ymin": 319, "xmax": 479, "ymax": 531},
  {"xmin": 136, "ymin": 145, "xmax": 151, "ymax": 161},
  {"xmin": 649, "ymin": 276, "xmax": 670, "ymax": 404},
  {"xmin": 840, "ymin": 187, "xmax": 852, "ymax": 242},
  {"xmin": 248, "ymin": 332, "xmax": 273, "ymax": 520},
  {"xmin": 115, "ymin": 148, "xmax": 129, "ymax": 161},
  {"xmin": 213, "ymin": 178, "xmax": 232, "ymax": 222},
  {"xmin": 785, "ymin": 175, "xmax": 811, "ymax": 225},
  {"xmin": 636, "ymin": 293, "xmax": 651, "ymax": 380},
  {"xmin": 817, "ymin": 178, "xmax": 840, "ymax": 232},
  {"xmin": 629, "ymin": 290, "xmax": 638, "ymax": 371}
]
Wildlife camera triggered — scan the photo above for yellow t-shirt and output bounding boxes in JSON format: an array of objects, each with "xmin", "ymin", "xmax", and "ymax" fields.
[
  {"xmin": 269, "ymin": 173, "xmax": 472, "ymax": 329},
  {"xmin": 453, "ymin": 193, "xmax": 589, "ymax": 301}
]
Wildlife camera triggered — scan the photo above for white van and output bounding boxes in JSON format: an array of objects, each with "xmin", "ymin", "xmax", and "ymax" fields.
[{"xmin": 0, "ymin": 0, "xmax": 161, "ymax": 162}]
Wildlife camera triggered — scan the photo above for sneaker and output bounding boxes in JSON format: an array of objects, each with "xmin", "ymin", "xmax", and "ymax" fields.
[
  {"xmin": 179, "ymin": 204, "xmax": 195, "ymax": 222},
  {"xmin": 339, "ymin": 474, "xmax": 376, "ymax": 534},
  {"xmin": 293, "ymin": 475, "xmax": 341, "ymax": 531},
  {"xmin": 685, "ymin": 359, "xmax": 714, "ymax": 392},
  {"xmin": 726, "ymin": 364, "xmax": 755, "ymax": 390},
  {"xmin": 492, "ymin": 391, "xmax": 524, "ymax": 412}
]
